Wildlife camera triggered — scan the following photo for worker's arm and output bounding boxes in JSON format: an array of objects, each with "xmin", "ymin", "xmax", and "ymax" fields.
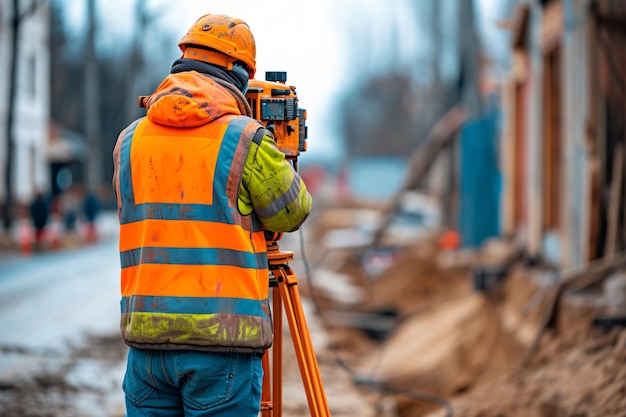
[{"xmin": 238, "ymin": 133, "xmax": 312, "ymax": 232}]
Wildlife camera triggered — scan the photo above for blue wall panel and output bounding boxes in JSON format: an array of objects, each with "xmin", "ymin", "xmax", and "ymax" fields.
[{"xmin": 458, "ymin": 110, "xmax": 501, "ymax": 248}]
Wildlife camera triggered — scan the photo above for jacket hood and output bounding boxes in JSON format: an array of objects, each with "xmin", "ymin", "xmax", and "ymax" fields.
[{"xmin": 143, "ymin": 71, "xmax": 242, "ymax": 127}]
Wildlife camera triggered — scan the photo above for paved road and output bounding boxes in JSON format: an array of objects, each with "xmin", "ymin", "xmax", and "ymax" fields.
[
  {"xmin": 0, "ymin": 241, "xmax": 120, "ymax": 348},
  {"xmin": 0, "ymin": 213, "xmax": 376, "ymax": 417},
  {"xmin": 0, "ymin": 213, "xmax": 126, "ymax": 416}
]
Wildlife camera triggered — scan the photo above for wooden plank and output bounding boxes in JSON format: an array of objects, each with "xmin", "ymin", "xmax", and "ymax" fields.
[
  {"xmin": 369, "ymin": 106, "xmax": 468, "ymax": 248},
  {"xmin": 511, "ymin": 3, "xmax": 530, "ymax": 49},
  {"xmin": 514, "ymin": 79, "xmax": 528, "ymax": 231},
  {"xmin": 522, "ymin": 251, "xmax": 626, "ymax": 367},
  {"xmin": 586, "ymin": 13, "xmax": 601, "ymax": 262},
  {"xmin": 542, "ymin": 1, "xmax": 564, "ymax": 52},
  {"xmin": 542, "ymin": 48, "xmax": 562, "ymax": 231},
  {"xmin": 322, "ymin": 310, "xmax": 397, "ymax": 333},
  {"xmin": 501, "ymin": 74, "xmax": 518, "ymax": 237},
  {"xmin": 605, "ymin": 143, "xmax": 624, "ymax": 256},
  {"xmin": 563, "ymin": 252, "xmax": 626, "ymax": 292},
  {"xmin": 587, "ymin": 154, "xmax": 601, "ymax": 260}
]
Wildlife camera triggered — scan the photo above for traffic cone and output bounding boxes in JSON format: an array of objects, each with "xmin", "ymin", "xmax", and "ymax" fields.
[
  {"xmin": 17, "ymin": 220, "xmax": 33, "ymax": 255},
  {"xmin": 47, "ymin": 217, "xmax": 63, "ymax": 250},
  {"xmin": 84, "ymin": 222, "xmax": 98, "ymax": 243},
  {"xmin": 439, "ymin": 229, "xmax": 461, "ymax": 251}
]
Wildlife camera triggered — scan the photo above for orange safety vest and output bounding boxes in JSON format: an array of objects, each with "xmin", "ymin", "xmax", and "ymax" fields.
[{"xmin": 117, "ymin": 114, "xmax": 272, "ymax": 352}]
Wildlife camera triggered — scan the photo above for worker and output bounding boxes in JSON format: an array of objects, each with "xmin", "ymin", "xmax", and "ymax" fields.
[{"xmin": 111, "ymin": 13, "xmax": 312, "ymax": 417}]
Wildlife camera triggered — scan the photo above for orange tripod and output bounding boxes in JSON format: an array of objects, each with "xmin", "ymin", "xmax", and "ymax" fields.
[{"xmin": 260, "ymin": 232, "xmax": 331, "ymax": 417}]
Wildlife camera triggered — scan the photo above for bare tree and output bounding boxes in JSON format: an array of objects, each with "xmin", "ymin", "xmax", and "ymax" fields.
[
  {"xmin": 457, "ymin": 0, "xmax": 484, "ymax": 119},
  {"xmin": 125, "ymin": 0, "xmax": 147, "ymax": 125},
  {"xmin": 84, "ymin": 0, "xmax": 102, "ymax": 192},
  {"xmin": 340, "ymin": 72, "xmax": 423, "ymax": 157},
  {"xmin": 338, "ymin": 0, "xmax": 467, "ymax": 159},
  {"xmin": 125, "ymin": 0, "xmax": 172, "ymax": 125},
  {"xmin": 2, "ymin": 0, "xmax": 19, "ymax": 231}
]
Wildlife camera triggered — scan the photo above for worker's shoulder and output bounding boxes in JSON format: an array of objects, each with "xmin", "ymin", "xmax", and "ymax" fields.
[
  {"xmin": 227, "ymin": 114, "xmax": 276, "ymax": 145},
  {"xmin": 228, "ymin": 114, "xmax": 261, "ymax": 128}
]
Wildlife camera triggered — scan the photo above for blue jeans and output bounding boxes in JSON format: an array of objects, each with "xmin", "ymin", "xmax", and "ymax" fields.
[{"xmin": 123, "ymin": 348, "xmax": 263, "ymax": 417}]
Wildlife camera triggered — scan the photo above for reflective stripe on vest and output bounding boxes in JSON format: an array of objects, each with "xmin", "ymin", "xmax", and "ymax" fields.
[{"xmin": 118, "ymin": 115, "xmax": 272, "ymax": 351}]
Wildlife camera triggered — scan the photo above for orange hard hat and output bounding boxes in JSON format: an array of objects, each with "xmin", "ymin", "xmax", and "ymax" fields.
[{"xmin": 178, "ymin": 14, "xmax": 256, "ymax": 78}]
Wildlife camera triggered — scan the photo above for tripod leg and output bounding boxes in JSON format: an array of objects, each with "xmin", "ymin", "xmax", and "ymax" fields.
[
  {"xmin": 261, "ymin": 285, "xmax": 284, "ymax": 417},
  {"xmin": 275, "ymin": 267, "xmax": 331, "ymax": 417},
  {"xmin": 273, "ymin": 285, "xmax": 284, "ymax": 416},
  {"xmin": 261, "ymin": 352, "xmax": 272, "ymax": 416}
]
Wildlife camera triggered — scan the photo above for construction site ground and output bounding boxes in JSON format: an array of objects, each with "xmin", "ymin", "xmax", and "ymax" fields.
[
  {"xmin": 1, "ymin": 196, "xmax": 626, "ymax": 417},
  {"xmin": 287, "ymin": 194, "xmax": 626, "ymax": 417}
]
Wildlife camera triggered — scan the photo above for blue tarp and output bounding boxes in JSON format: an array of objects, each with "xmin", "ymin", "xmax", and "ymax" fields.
[{"xmin": 458, "ymin": 110, "xmax": 502, "ymax": 248}]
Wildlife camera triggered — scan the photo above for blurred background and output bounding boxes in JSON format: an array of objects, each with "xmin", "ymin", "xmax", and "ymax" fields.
[
  {"xmin": 1, "ymin": 0, "xmax": 626, "ymax": 416},
  {"xmin": 0, "ymin": 0, "xmax": 512, "ymax": 242}
]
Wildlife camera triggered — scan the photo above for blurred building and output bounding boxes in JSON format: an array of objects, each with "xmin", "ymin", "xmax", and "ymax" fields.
[
  {"xmin": 47, "ymin": 122, "xmax": 86, "ymax": 197},
  {"xmin": 0, "ymin": 0, "xmax": 50, "ymax": 214},
  {"xmin": 500, "ymin": 0, "xmax": 626, "ymax": 267}
]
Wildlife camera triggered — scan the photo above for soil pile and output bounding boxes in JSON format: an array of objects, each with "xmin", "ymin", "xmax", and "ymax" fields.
[
  {"xmin": 305, "ymin": 200, "xmax": 626, "ymax": 417},
  {"xmin": 425, "ymin": 329, "xmax": 626, "ymax": 417},
  {"xmin": 2, "ymin": 199, "xmax": 624, "ymax": 417}
]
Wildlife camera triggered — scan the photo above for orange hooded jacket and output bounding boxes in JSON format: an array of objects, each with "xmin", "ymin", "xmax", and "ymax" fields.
[{"xmin": 112, "ymin": 71, "xmax": 281, "ymax": 352}]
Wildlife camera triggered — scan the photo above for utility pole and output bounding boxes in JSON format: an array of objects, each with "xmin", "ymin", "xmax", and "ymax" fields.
[
  {"xmin": 84, "ymin": 0, "xmax": 102, "ymax": 193},
  {"xmin": 125, "ymin": 0, "xmax": 169, "ymax": 124},
  {"xmin": 457, "ymin": 0, "xmax": 484, "ymax": 120},
  {"xmin": 125, "ymin": 0, "xmax": 147, "ymax": 124},
  {"xmin": 430, "ymin": 0, "xmax": 442, "ymax": 95},
  {"xmin": 3, "ymin": 0, "xmax": 19, "ymax": 232}
]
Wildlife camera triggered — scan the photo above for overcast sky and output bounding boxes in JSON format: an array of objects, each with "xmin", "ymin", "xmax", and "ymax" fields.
[{"xmin": 60, "ymin": 0, "xmax": 509, "ymax": 164}]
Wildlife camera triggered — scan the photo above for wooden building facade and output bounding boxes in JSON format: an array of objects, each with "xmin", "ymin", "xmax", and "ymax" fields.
[{"xmin": 500, "ymin": 0, "xmax": 626, "ymax": 268}]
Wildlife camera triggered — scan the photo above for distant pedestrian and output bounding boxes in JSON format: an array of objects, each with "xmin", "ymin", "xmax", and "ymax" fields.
[
  {"xmin": 82, "ymin": 192, "xmax": 100, "ymax": 242},
  {"xmin": 29, "ymin": 192, "xmax": 49, "ymax": 250},
  {"xmin": 61, "ymin": 188, "xmax": 81, "ymax": 246}
]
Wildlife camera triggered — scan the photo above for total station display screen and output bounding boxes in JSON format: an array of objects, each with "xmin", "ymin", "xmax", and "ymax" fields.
[{"xmin": 261, "ymin": 99, "xmax": 285, "ymax": 121}]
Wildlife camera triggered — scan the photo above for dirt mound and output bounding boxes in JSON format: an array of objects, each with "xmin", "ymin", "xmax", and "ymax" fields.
[
  {"xmin": 307, "ymin": 203, "xmax": 626, "ymax": 417},
  {"xmin": 425, "ymin": 329, "xmax": 626, "ymax": 417},
  {"xmin": 357, "ymin": 293, "xmax": 524, "ymax": 392},
  {"xmin": 363, "ymin": 241, "xmax": 472, "ymax": 314}
]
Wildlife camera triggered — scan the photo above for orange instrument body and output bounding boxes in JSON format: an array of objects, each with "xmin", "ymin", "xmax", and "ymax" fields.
[{"xmin": 246, "ymin": 72, "xmax": 307, "ymax": 163}]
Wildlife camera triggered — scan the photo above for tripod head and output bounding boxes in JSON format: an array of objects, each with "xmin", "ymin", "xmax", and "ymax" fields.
[{"xmin": 264, "ymin": 230, "xmax": 294, "ymax": 267}]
